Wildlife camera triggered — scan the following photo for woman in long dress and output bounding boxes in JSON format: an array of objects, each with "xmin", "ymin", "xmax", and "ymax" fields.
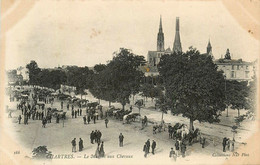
[
  {"xmin": 99, "ymin": 141, "xmax": 105, "ymax": 157},
  {"xmin": 95, "ymin": 143, "xmax": 100, "ymax": 158}
]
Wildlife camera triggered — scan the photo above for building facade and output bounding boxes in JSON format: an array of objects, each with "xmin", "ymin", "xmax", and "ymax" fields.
[{"xmin": 214, "ymin": 50, "xmax": 257, "ymax": 82}]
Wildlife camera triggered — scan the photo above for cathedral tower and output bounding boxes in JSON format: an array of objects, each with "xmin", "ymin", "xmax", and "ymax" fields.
[
  {"xmin": 207, "ymin": 39, "xmax": 212, "ymax": 55},
  {"xmin": 173, "ymin": 17, "xmax": 182, "ymax": 53},
  {"xmin": 157, "ymin": 16, "xmax": 165, "ymax": 51}
]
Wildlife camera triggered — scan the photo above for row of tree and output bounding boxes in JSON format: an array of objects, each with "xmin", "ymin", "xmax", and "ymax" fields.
[{"xmin": 25, "ymin": 47, "xmax": 256, "ymax": 131}]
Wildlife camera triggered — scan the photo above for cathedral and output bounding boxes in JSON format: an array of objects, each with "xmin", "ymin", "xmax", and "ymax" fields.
[
  {"xmin": 146, "ymin": 16, "xmax": 212, "ymax": 76},
  {"xmin": 145, "ymin": 16, "xmax": 256, "ymax": 82}
]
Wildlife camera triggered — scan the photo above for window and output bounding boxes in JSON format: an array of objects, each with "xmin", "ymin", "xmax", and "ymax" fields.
[
  {"xmin": 237, "ymin": 65, "xmax": 239, "ymax": 70},
  {"xmin": 232, "ymin": 65, "xmax": 235, "ymax": 70},
  {"xmin": 231, "ymin": 71, "xmax": 236, "ymax": 78},
  {"xmin": 245, "ymin": 71, "xmax": 250, "ymax": 78},
  {"xmin": 246, "ymin": 65, "xmax": 249, "ymax": 70}
]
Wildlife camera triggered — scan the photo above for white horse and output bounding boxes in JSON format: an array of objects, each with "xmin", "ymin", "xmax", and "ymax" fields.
[{"xmin": 176, "ymin": 124, "xmax": 190, "ymax": 139}]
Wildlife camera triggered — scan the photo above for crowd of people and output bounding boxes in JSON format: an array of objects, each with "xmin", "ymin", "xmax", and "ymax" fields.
[
  {"xmin": 8, "ymin": 87, "xmax": 240, "ymax": 161},
  {"xmin": 90, "ymin": 130, "xmax": 102, "ymax": 144}
]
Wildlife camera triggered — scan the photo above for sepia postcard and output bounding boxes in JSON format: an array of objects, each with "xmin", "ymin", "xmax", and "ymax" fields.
[{"xmin": 0, "ymin": 0, "xmax": 259, "ymax": 165}]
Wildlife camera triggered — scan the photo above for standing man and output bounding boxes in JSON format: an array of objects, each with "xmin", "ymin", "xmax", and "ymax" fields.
[
  {"xmin": 87, "ymin": 115, "xmax": 91, "ymax": 124},
  {"xmin": 90, "ymin": 131, "xmax": 94, "ymax": 144},
  {"xmin": 93, "ymin": 115, "xmax": 96, "ymax": 124},
  {"xmin": 151, "ymin": 140, "xmax": 156, "ymax": 155},
  {"xmin": 175, "ymin": 140, "xmax": 180, "ymax": 156},
  {"xmin": 71, "ymin": 110, "xmax": 74, "ymax": 118},
  {"xmin": 61, "ymin": 101, "xmax": 63, "ymax": 109},
  {"xmin": 105, "ymin": 118, "xmax": 109, "ymax": 128},
  {"xmin": 80, "ymin": 109, "xmax": 82, "ymax": 116},
  {"xmin": 180, "ymin": 142, "xmax": 186, "ymax": 157},
  {"xmin": 75, "ymin": 110, "xmax": 77, "ymax": 118},
  {"xmin": 18, "ymin": 115, "xmax": 22, "ymax": 124},
  {"xmin": 119, "ymin": 133, "xmax": 124, "ymax": 147},
  {"xmin": 146, "ymin": 139, "xmax": 150, "ymax": 153},
  {"xmin": 202, "ymin": 137, "xmax": 206, "ymax": 148},
  {"xmin": 79, "ymin": 138, "xmax": 83, "ymax": 152},
  {"xmin": 143, "ymin": 142, "xmax": 148, "ymax": 158},
  {"xmin": 42, "ymin": 117, "xmax": 46, "ymax": 128},
  {"xmin": 83, "ymin": 116, "xmax": 87, "ymax": 124},
  {"xmin": 222, "ymin": 137, "xmax": 227, "ymax": 152},
  {"xmin": 71, "ymin": 138, "xmax": 76, "ymax": 152},
  {"xmin": 67, "ymin": 104, "xmax": 69, "ymax": 110}
]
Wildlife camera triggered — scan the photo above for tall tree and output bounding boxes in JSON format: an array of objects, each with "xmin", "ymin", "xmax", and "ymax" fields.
[
  {"xmin": 158, "ymin": 47, "xmax": 226, "ymax": 131},
  {"xmin": 26, "ymin": 60, "xmax": 41, "ymax": 85},
  {"xmin": 226, "ymin": 80, "xmax": 249, "ymax": 117},
  {"xmin": 92, "ymin": 48, "xmax": 145, "ymax": 109}
]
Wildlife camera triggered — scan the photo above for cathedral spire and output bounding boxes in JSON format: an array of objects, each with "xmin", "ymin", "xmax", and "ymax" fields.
[
  {"xmin": 207, "ymin": 39, "xmax": 212, "ymax": 55},
  {"xmin": 159, "ymin": 15, "xmax": 163, "ymax": 32},
  {"xmin": 173, "ymin": 17, "xmax": 182, "ymax": 53},
  {"xmin": 157, "ymin": 15, "xmax": 164, "ymax": 51}
]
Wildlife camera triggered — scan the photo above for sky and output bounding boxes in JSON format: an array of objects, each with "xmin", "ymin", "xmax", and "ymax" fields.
[{"xmin": 5, "ymin": 0, "xmax": 259, "ymax": 70}]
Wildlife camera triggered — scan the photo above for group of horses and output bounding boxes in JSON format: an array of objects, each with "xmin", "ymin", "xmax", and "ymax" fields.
[{"xmin": 168, "ymin": 123, "xmax": 201, "ymax": 144}]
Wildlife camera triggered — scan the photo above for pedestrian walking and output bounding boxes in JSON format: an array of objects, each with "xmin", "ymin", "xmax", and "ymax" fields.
[
  {"xmin": 146, "ymin": 139, "xmax": 150, "ymax": 153},
  {"xmin": 83, "ymin": 116, "xmax": 87, "ymax": 124},
  {"xmin": 80, "ymin": 109, "xmax": 82, "ymax": 116},
  {"xmin": 71, "ymin": 138, "xmax": 76, "ymax": 152},
  {"xmin": 151, "ymin": 140, "xmax": 156, "ymax": 154},
  {"xmin": 79, "ymin": 138, "xmax": 84, "ymax": 152},
  {"xmin": 119, "ymin": 133, "xmax": 124, "ymax": 147},
  {"xmin": 18, "ymin": 115, "xmax": 22, "ymax": 124},
  {"xmin": 105, "ymin": 118, "xmax": 109, "ymax": 128}
]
